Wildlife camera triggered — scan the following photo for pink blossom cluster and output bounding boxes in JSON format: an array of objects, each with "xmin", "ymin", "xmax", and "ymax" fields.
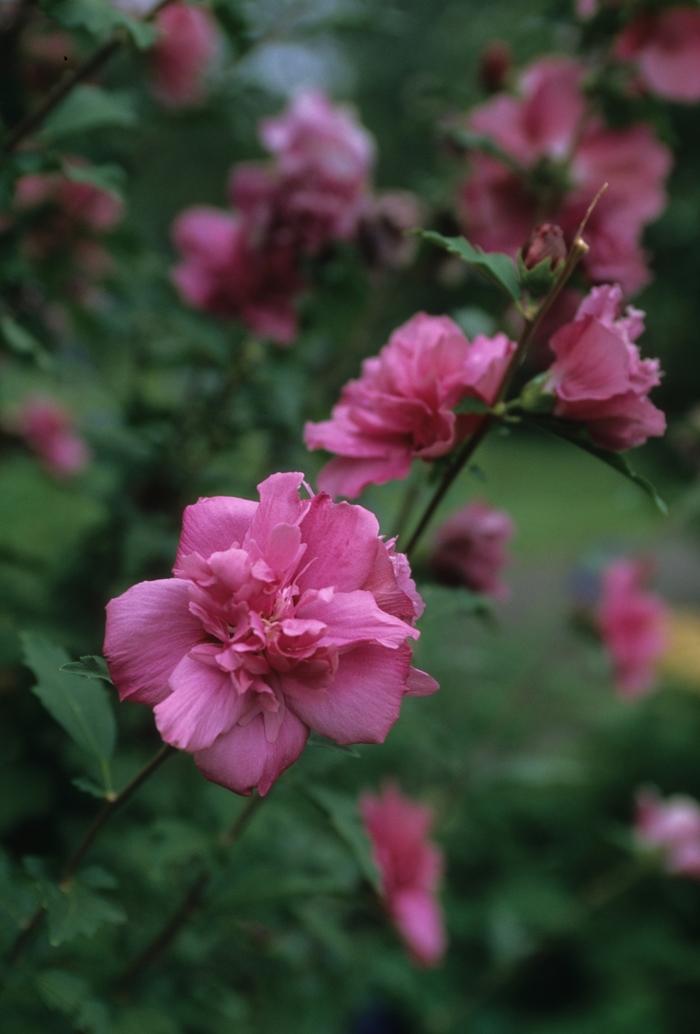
[
  {"xmin": 172, "ymin": 90, "xmax": 376, "ymax": 344},
  {"xmin": 105, "ymin": 473, "xmax": 437, "ymax": 796},
  {"xmin": 615, "ymin": 7, "xmax": 700, "ymax": 104},
  {"xmin": 430, "ymin": 501, "xmax": 514, "ymax": 599},
  {"xmin": 305, "ymin": 313, "xmax": 516, "ymax": 498},
  {"xmin": 597, "ymin": 558, "xmax": 667, "ymax": 697},
  {"xmin": 14, "ymin": 396, "xmax": 90, "ymax": 478},
  {"xmin": 543, "ymin": 284, "xmax": 666, "ymax": 451},
  {"xmin": 360, "ymin": 783, "xmax": 446, "ymax": 967},
  {"xmin": 635, "ymin": 789, "xmax": 700, "ymax": 878},
  {"xmin": 13, "ymin": 162, "xmax": 123, "ymax": 291},
  {"xmin": 458, "ymin": 57, "xmax": 672, "ymax": 294}
]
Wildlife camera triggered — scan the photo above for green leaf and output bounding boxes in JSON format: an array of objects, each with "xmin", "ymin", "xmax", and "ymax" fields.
[
  {"xmin": 72, "ymin": 776, "xmax": 110, "ymax": 799},
  {"xmin": 307, "ymin": 734, "xmax": 361, "ymax": 757},
  {"xmin": 37, "ymin": 969, "xmax": 111, "ymax": 1034},
  {"xmin": 44, "ymin": 879, "xmax": 124, "ymax": 946},
  {"xmin": 454, "ymin": 396, "xmax": 493, "ymax": 415},
  {"xmin": 445, "ymin": 126, "xmax": 528, "ymax": 175},
  {"xmin": 21, "ymin": 634, "xmax": 116, "ymax": 784},
  {"xmin": 60, "ymin": 654, "xmax": 114, "ymax": 686},
  {"xmin": 0, "ymin": 316, "xmax": 52, "ymax": 370},
  {"xmin": 526, "ymin": 417, "xmax": 668, "ymax": 515},
  {"xmin": 47, "ymin": 0, "xmax": 157, "ymax": 48},
  {"xmin": 63, "ymin": 161, "xmax": 125, "ymax": 201},
  {"xmin": 41, "ymin": 86, "xmax": 136, "ymax": 141},
  {"xmin": 417, "ymin": 230, "xmax": 521, "ymax": 301},
  {"xmin": 303, "ymin": 786, "xmax": 379, "ymax": 892}
]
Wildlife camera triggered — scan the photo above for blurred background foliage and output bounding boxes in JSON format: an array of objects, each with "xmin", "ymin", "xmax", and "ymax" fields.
[{"xmin": 2, "ymin": 0, "xmax": 700, "ymax": 1031}]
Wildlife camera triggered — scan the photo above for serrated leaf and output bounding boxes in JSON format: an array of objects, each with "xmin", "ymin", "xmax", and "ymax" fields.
[
  {"xmin": 418, "ymin": 230, "xmax": 521, "ymax": 301},
  {"xmin": 60, "ymin": 654, "xmax": 113, "ymax": 685},
  {"xmin": 22, "ymin": 634, "xmax": 116, "ymax": 782},
  {"xmin": 526, "ymin": 416, "xmax": 668, "ymax": 515},
  {"xmin": 43, "ymin": 879, "xmax": 125, "ymax": 946},
  {"xmin": 37, "ymin": 969, "xmax": 111, "ymax": 1034},
  {"xmin": 303, "ymin": 786, "xmax": 379, "ymax": 892},
  {"xmin": 63, "ymin": 161, "xmax": 125, "ymax": 201},
  {"xmin": 41, "ymin": 85, "xmax": 136, "ymax": 141}
]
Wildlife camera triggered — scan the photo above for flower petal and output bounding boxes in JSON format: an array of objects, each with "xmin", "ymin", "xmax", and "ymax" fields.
[
  {"xmin": 392, "ymin": 889, "xmax": 446, "ymax": 968},
  {"xmin": 297, "ymin": 589, "xmax": 417, "ymax": 649},
  {"xmin": 317, "ymin": 453, "xmax": 412, "ymax": 500},
  {"xmin": 297, "ymin": 493, "xmax": 381, "ymax": 593},
  {"xmin": 285, "ymin": 642, "xmax": 411, "ymax": 744},
  {"xmin": 406, "ymin": 667, "xmax": 439, "ymax": 697},
  {"xmin": 194, "ymin": 710, "xmax": 308, "ymax": 796},
  {"xmin": 104, "ymin": 579, "xmax": 202, "ymax": 706},
  {"xmin": 154, "ymin": 654, "xmax": 242, "ymax": 751},
  {"xmin": 176, "ymin": 496, "xmax": 257, "ymax": 568}
]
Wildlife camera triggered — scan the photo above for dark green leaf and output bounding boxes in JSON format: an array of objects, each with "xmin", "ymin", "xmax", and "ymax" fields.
[
  {"xmin": 417, "ymin": 230, "xmax": 521, "ymax": 301},
  {"xmin": 21, "ymin": 634, "xmax": 116, "ymax": 781},
  {"xmin": 63, "ymin": 161, "xmax": 125, "ymax": 200},
  {"xmin": 526, "ymin": 417, "xmax": 668, "ymax": 515},
  {"xmin": 307, "ymin": 734, "xmax": 361, "ymax": 757},
  {"xmin": 47, "ymin": 0, "xmax": 157, "ymax": 48},
  {"xmin": 1, "ymin": 316, "xmax": 52, "ymax": 370},
  {"xmin": 72, "ymin": 776, "xmax": 110, "ymax": 799},
  {"xmin": 37, "ymin": 970, "xmax": 111, "ymax": 1034},
  {"xmin": 41, "ymin": 86, "xmax": 136, "ymax": 141},
  {"xmin": 60, "ymin": 654, "xmax": 114, "ymax": 686},
  {"xmin": 303, "ymin": 786, "xmax": 379, "ymax": 892},
  {"xmin": 43, "ymin": 879, "xmax": 125, "ymax": 946}
]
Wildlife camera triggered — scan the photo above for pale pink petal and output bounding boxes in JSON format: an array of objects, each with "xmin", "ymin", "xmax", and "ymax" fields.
[
  {"xmin": 104, "ymin": 580, "xmax": 203, "ymax": 705},
  {"xmin": 406, "ymin": 667, "xmax": 439, "ymax": 697},
  {"xmin": 194, "ymin": 710, "xmax": 308, "ymax": 795},
  {"xmin": 249, "ymin": 472, "xmax": 306, "ymax": 549},
  {"xmin": 391, "ymin": 889, "xmax": 446, "ymax": 967},
  {"xmin": 285, "ymin": 643, "xmax": 410, "ymax": 743},
  {"xmin": 154, "ymin": 654, "xmax": 242, "ymax": 751},
  {"xmin": 316, "ymin": 453, "xmax": 412, "ymax": 499},
  {"xmin": 297, "ymin": 492, "xmax": 381, "ymax": 592},
  {"xmin": 297, "ymin": 589, "xmax": 417, "ymax": 649}
]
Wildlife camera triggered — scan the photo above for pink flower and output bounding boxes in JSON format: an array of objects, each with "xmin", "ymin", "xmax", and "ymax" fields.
[
  {"xmin": 151, "ymin": 3, "xmax": 220, "ymax": 109},
  {"xmin": 16, "ymin": 165, "xmax": 123, "ymax": 234},
  {"xmin": 104, "ymin": 473, "xmax": 437, "ymax": 796},
  {"xmin": 576, "ymin": 0, "xmax": 598, "ymax": 16},
  {"xmin": 304, "ymin": 313, "xmax": 516, "ymax": 498},
  {"xmin": 171, "ymin": 206, "xmax": 302, "ymax": 344},
  {"xmin": 238, "ymin": 89, "xmax": 375, "ymax": 253},
  {"xmin": 597, "ymin": 558, "xmax": 667, "ymax": 697},
  {"xmin": 615, "ymin": 8, "xmax": 700, "ymax": 104},
  {"xmin": 543, "ymin": 284, "xmax": 666, "ymax": 451},
  {"xmin": 635, "ymin": 789, "xmax": 700, "ymax": 878},
  {"xmin": 360, "ymin": 783, "xmax": 446, "ymax": 967},
  {"xmin": 430, "ymin": 501, "xmax": 514, "ymax": 598},
  {"xmin": 458, "ymin": 58, "xmax": 672, "ymax": 294},
  {"xmin": 15, "ymin": 396, "xmax": 90, "ymax": 478}
]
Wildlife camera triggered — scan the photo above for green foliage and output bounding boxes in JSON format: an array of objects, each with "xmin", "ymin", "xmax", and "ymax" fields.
[
  {"xmin": 417, "ymin": 230, "xmax": 522, "ymax": 302},
  {"xmin": 22, "ymin": 634, "xmax": 116, "ymax": 790},
  {"xmin": 40, "ymin": 85, "xmax": 136, "ymax": 141},
  {"xmin": 45, "ymin": 0, "xmax": 158, "ymax": 48}
]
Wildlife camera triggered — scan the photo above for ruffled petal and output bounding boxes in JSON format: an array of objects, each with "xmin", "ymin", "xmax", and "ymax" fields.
[
  {"xmin": 316, "ymin": 453, "xmax": 412, "ymax": 499},
  {"xmin": 176, "ymin": 496, "xmax": 257, "ymax": 567},
  {"xmin": 194, "ymin": 709, "xmax": 308, "ymax": 795},
  {"xmin": 104, "ymin": 579, "xmax": 202, "ymax": 706},
  {"xmin": 297, "ymin": 492, "xmax": 381, "ymax": 593},
  {"xmin": 297, "ymin": 589, "xmax": 417, "ymax": 649},
  {"xmin": 154, "ymin": 654, "xmax": 242, "ymax": 751},
  {"xmin": 285, "ymin": 642, "xmax": 411, "ymax": 744}
]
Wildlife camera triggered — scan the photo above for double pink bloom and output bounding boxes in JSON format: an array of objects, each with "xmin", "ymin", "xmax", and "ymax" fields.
[
  {"xmin": 459, "ymin": 57, "xmax": 671, "ymax": 293},
  {"xmin": 361, "ymin": 784, "xmax": 446, "ymax": 967},
  {"xmin": 150, "ymin": 3, "xmax": 220, "ymax": 109},
  {"xmin": 616, "ymin": 7, "xmax": 700, "ymax": 104},
  {"xmin": 171, "ymin": 91, "xmax": 374, "ymax": 343},
  {"xmin": 104, "ymin": 473, "xmax": 437, "ymax": 796},
  {"xmin": 305, "ymin": 313, "xmax": 516, "ymax": 498},
  {"xmin": 544, "ymin": 284, "xmax": 665, "ymax": 451},
  {"xmin": 597, "ymin": 558, "xmax": 667, "ymax": 697},
  {"xmin": 635, "ymin": 789, "xmax": 700, "ymax": 878},
  {"xmin": 15, "ymin": 397, "xmax": 90, "ymax": 479}
]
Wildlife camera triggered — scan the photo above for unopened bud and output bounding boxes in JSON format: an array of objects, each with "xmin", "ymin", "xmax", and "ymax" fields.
[
  {"xmin": 522, "ymin": 223, "xmax": 567, "ymax": 270},
  {"xmin": 478, "ymin": 41, "xmax": 512, "ymax": 94}
]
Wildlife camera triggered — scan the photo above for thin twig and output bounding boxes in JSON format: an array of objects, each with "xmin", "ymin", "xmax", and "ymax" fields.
[
  {"xmin": 6, "ymin": 744, "xmax": 174, "ymax": 966},
  {"xmin": 3, "ymin": 0, "xmax": 174, "ymax": 154},
  {"xmin": 404, "ymin": 188, "xmax": 606, "ymax": 558},
  {"xmin": 117, "ymin": 792, "xmax": 266, "ymax": 992}
]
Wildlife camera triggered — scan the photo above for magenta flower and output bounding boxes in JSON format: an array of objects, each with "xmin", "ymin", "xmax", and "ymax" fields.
[
  {"xmin": 360, "ymin": 783, "xmax": 446, "ymax": 967},
  {"xmin": 104, "ymin": 473, "xmax": 437, "ymax": 796},
  {"xmin": 171, "ymin": 206, "xmax": 302, "ymax": 344},
  {"xmin": 16, "ymin": 166, "xmax": 123, "ymax": 234},
  {"xmin": 430, "ymin": 500, "xmax": 514, "ymax": 599},
  {"xmin": 597, "ymin": 558, "xmax": 667, "ymax": 697},
  {"xmin": 15, "ymin": 396, "xmax": 90, "ymax": 479},
  {"xmin": 543, "ymin": 284, "xmax": 665, "ymax": 451},
  {"xmin": 635, "ymin": 789, "xmax": 700, "ymax": 878},
  {"xmin": 151, "ymin": 2, "xmax": 220, "ymax": 109},
  {"xmin": 304, "ymin": 313, "xmax": 516, "ymax": 498},
  {"xmin": 616, "ymin": 8, "xmax": 700, "ymax": 104},
  {"xmin": 458, "ymin": 57, "xmax": 671, "ymax": 293}
]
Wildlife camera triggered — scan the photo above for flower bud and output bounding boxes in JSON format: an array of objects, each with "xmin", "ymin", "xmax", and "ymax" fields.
[
  {"xmin": 478, "ymin": 40, "xmax": 512, "ymax": 94},
  {"xmin": 522, "ymin": 223, "xmax": 567, "ymax": 271}
]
